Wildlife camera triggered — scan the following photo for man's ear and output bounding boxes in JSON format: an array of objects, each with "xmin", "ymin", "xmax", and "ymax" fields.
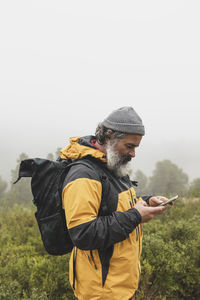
[{"xmin": 105, "ymin": 129, "xmax": 113, "ymax": 139}]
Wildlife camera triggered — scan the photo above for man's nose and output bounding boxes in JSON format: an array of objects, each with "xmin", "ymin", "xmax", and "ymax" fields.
[{"xmin": 129, "ymin": 149, "xmax": 135, "ymax": 158}]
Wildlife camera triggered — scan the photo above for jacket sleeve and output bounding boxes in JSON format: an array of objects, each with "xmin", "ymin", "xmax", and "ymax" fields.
[
  {"xmin": 141, "ymin": 195, "xmax": 153, "ymax": 205},
  {"xmin": 62, "ymin": 164, "xmax": 141, "ymax": 250}
]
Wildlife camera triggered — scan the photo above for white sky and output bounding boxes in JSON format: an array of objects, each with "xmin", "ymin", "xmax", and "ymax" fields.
[{"xmin": 0, "ymin": 1, "xmax": 199, "ymax": 183}]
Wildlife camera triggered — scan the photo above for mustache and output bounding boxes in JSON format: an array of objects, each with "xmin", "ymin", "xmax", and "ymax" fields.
[
  {"xmin": 106, "ymin": 143, "xmax": 132, "ymax": 177},
  {"xmin": 121, "ymin": 156, "xmax": 132, "ymax": 164}
]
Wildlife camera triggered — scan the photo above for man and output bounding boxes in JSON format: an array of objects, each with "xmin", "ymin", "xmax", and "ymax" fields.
[{"xmin": 61, "ymin": 107, "xmax": 168, "ymax": 300}]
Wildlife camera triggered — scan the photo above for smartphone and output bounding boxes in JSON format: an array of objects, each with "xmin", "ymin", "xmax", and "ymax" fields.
[{"xmin": 158, "ymin": 195, "xmax": 179, "ymax": 206}]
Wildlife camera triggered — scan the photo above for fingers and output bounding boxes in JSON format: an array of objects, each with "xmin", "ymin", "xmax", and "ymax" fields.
[
  {"xmin": 149, "ymin": 196, "xmax": 163, "ymax": 207},
  {"xmin": 158, "ymin": 196, "xmax": 168, "ymax": 203},
  {"xmin": 136, "ymin": 200, "xmax": 148, "ymax": 207},
  {"xmin": 157, "ymin": 196, "xmax": 174, "ymax": 206},
  {"xmin": 149, "ymin": 196, "xmax": 172, "ymax": 207},
  {"xmin": 145, "ymin": 206, "xmax": 167, "ymax": 221},
  {"xmin": 150, "ymin": 206, "xmax": 167, "ymax": 215},
  {"xmin": 134, "ymin": 201, "xmax": 167, "ymax": 223}
]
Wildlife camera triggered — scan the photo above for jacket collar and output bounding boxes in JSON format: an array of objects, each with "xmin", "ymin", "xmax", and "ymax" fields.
[{"xmin": 60, "ymin": 136, "xmax": 107, "ymax": 162}]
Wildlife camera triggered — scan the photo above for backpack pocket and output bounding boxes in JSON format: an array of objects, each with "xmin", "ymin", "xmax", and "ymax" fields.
[{"xmin": 35, "ymin": 211, "xmax": 73, "ymax": 255}]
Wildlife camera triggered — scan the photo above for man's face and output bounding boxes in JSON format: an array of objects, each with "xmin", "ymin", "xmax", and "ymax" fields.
[
  {"xmin": 114, "ymin": 134, "xmax": 143, "ymax": 160},
  {"xmin": 106, "ymin": 134, "xmax": 143, "ymax": 177}
]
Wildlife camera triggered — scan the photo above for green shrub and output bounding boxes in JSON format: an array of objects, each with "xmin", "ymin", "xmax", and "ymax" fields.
[
  {"xmin": 137, "ymin": 200, "xmax": 200, "ymax": 299},
  {"xmin": 0, "ymin": 200, "xmax": 200, "ymax": 299},
  {"xmin": 0, "ymin": 205, "xmax": 75, "ymax": 300}
]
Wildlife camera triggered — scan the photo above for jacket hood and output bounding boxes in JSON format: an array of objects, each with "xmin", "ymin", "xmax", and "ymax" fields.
[{"xmin": 60, "ymin": 136, "xmax": 107, "ymax": 162}]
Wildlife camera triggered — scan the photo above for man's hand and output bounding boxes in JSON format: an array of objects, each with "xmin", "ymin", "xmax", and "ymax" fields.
[
  {"xmin": 134, "ymin": 200, "xmax": 167, "ymax": 223},
  {"xmin": 149, "ymin": 196, "xmax": 169, "ymax": 207}
]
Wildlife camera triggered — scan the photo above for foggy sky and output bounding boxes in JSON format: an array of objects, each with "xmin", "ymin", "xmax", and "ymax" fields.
[{"xmin": 0, "ymin": 1, "xmax": 200, "ymax": 183}]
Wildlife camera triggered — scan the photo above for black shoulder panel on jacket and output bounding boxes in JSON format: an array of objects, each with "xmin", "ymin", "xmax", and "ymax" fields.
[{"xmin": 62, "ymin": 162, "xmax": 101, "ymax": 190}]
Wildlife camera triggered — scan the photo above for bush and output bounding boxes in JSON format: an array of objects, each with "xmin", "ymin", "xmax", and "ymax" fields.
[
  {"xmin": 189, "ymin": 178, "xmax": 200, "ymax": 197},
  {"xmin": 0, "ymin": 205, "xmax": 75, "ymax": 300},
  {"xmin": 0, "ymin": 200, "xmax": 200, "ymax": 299},
  {"xmin": 137, "ymin": 200, "xmax": 200, "ymax": 299}
]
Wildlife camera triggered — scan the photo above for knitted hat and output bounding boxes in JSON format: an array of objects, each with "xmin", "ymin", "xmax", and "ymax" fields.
[{"xmin": 102, "ymin": 106, "xmax": 145, "ymax": 135}]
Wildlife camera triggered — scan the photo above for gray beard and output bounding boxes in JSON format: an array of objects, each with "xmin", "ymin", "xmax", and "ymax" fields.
[{"xmin": 106, "ymin": 141, "xmax": 132, "ymax": 177}]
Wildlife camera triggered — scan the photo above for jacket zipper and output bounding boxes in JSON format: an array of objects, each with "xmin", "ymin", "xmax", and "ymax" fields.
[
  {"xmin": 73, "ymin": 247, "xmax": 77, "ymax": 290},
  {"xmin": 129, "ymin": 197, "xmax": 139, "ymax": 240},
  {"xmin": 129, "ymin": 188, "xmax": 142, "ymax": 255},
  {"xmin": 129, "ymin": 188, "xmax": 140, "ymax": 242}
]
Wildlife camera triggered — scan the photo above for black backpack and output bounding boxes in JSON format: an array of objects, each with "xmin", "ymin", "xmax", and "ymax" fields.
[{"xmin": 14, "ymin": 157, "xmax": 109, "ymax": 255}]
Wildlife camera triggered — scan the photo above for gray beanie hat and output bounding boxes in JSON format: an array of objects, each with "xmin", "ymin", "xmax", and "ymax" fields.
[{"xmin": 102, "ymin": 106, "xmax": 145, "ymax": 135}]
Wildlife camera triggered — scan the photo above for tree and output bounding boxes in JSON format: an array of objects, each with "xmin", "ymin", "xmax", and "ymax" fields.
[
  {"xmin": 189, "ymin": 178, "xmax": 200, "ymax": 197},
  {"xmin": 0, "ymin": 176, "xmax": 7, "ymax": 199},
  {"xmin": 148, "ymin": 160, "xmax": 189, "ymax": 196},
  {"xmin": 46, "ymin": 148, "xmax": 61, "ymax": 161},
  {"xmin": 55, "ymin": 147, "xmax": 61, "ymax": 160},
  {"xmin": 46, "ymin": 153, "xmax": 54, "ymax": 161},
  {"xmin": 134, "ymin": 170, "xmax": 148, "ymax": 196},
  {"xmin": 8, "ymin": 153, "xmax": 33, "ymax": 206}
]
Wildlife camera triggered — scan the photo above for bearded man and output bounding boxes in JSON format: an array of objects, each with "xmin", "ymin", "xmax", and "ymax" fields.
[{"xmin": 61, "ymin": 107, "xmax": 168, "ymax": 300}]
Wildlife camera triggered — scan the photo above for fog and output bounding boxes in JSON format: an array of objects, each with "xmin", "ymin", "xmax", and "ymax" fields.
[{"xmin": 0, "ymin": 1, "xmax": 199, "ymax": 183}]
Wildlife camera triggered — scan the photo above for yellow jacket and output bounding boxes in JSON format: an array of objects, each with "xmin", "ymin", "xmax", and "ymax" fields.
[{"xmin": 62, "ymin": 136, "xmax": 144, "ymax": 300}]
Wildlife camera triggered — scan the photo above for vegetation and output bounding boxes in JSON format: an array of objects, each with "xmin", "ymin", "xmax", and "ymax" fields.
[
  {"xmin": 189, "ymin": 178, "xmax": 200, "ymax": 197},
  {"xmin": 0, "ymin": 206, "xmax": 75, "ymax": 300},
  {"xmin": 0, "ymin": 153, "xmax": 200, "ymax": 299},
  {"xmin": 0, "ymin": 200, "xmax": 199, "ymax": 299},
  {"xmin": 137, "ymin": 200, "xmax": 200, "ymax": 300},
  {"xmin": 134, "ymin": 170, "xmax": 148, "ymax": 195},
  {"xmin": 0, "ymin": 176, "xmax": 7, "ymax": 199},
  {"xmin": 134, "ymin": 160, "xmax": 189, "ymax": 197}
]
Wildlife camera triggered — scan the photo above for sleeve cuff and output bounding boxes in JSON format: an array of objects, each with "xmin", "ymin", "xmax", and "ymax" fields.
[{"xmin": 141, "ymin": 195, "xmax": 153, "ymax": 205}]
